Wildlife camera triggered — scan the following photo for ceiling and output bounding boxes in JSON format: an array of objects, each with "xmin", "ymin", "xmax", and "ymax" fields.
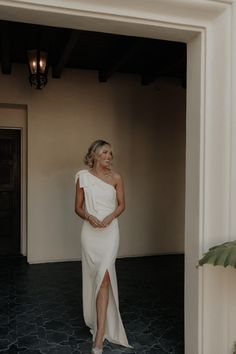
[{"xmin": 0, "ymin": 20, "xmax": 187, "ymax": 87}]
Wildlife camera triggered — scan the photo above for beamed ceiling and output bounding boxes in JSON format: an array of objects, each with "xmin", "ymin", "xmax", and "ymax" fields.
[{"xmin": 0, "ymin": 20, "xmax": 187, "ymax": 87}]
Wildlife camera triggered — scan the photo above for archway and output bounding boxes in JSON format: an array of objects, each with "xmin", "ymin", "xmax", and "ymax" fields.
[{"xmin": 0, "ymin": 1, "xmax": 233, "ymax": 353}]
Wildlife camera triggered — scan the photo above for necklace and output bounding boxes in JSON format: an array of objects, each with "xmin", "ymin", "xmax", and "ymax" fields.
[{"xmin": 91, "ymin": 168, "xmax": 112, "ymax": 177}]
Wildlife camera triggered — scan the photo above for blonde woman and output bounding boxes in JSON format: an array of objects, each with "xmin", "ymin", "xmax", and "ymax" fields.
[{"xmin": 75, "ymin": 140, "xmax": 132, "ymax": 354}]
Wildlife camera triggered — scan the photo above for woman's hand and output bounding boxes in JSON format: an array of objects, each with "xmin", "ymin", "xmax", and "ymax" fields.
[
  {"xmin": 87, "ymin": 214, "xmax": 104, "ymax": 228},
  {"xmin": 102, "ymin": 213, "xmax": 115, "ymax": 227}
]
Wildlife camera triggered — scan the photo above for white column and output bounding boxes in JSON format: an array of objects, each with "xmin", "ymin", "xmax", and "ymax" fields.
[
  {"xmin": 185, "ymin": 31, "xmax": 204, "ymax": 354},
  {"xmin": 228, "ymin": 1, "xmax": 236, "ymax": 353},
  {"xmin": 201, "ymin": 6, "xmax": 233, "ymax": 354}
]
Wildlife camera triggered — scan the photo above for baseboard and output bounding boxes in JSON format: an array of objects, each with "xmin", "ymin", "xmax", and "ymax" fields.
[
  {"xmin": 28, "ymin": 252, "xmax": 184, "ymax": 264},
  {"xmin": 28, "ymin": 257, "xmax": 82, "ymax": 264},
  {"xmin": 117, "ymin": 251, "xmax": 184, "ymax": 259}
]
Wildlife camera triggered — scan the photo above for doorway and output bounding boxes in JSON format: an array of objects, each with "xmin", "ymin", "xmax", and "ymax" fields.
[
  {"xmin": 0, "ymin": 1, "xmax": 233, "ymax": 353},
  {"xmin": 0, "ymin": 129, "xmax": 21, "ymax": 255}
]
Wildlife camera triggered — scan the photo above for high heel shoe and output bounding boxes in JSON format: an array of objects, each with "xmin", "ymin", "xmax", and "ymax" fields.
[{"xmin": 91, "ymin": 347, "xmax": 103, "ymax": 354}]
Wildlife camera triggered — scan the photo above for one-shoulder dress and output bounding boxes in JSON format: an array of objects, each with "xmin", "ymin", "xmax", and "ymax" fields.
[{"xmin": 75, "ymin": 169, "xmax": 131, "ymax": 348}]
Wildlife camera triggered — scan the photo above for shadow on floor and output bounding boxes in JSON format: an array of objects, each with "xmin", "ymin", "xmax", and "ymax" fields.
[{"xmin": 0, "ymin": 254, "xmax": 184, "ymax": 354}]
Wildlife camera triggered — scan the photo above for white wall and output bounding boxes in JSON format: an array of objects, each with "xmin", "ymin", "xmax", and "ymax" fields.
[
  {"xmin": 199, "ymin": 6, "xmax": 233, "ymax": 354},
  {"xmin": 0, "ymin": 65, "xmax": 186, "ymax": 263},
  {"xmin": 229, "ymin": 1, "xmax": 236, "ymax": 352}
]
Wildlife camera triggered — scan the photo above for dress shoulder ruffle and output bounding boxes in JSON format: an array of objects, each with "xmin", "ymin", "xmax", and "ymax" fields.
[{"xmin": 75, "ymin": 169, "xmax": 89, "ymax": 188}]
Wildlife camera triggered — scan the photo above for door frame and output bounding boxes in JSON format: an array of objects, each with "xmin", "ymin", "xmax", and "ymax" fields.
[
  {"xmin": 0, "ymin": 128, "xmax": 21, "ymax": 254},
  {"xmin": 0, "ymin": 1, "xmax": 235, "ymax": 353},
  {"xmin": 0, "ymin": 104, "xmax": 28, "ymax": 256}
]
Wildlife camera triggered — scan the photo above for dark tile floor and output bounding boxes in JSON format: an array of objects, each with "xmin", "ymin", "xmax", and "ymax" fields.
[{"xmin": 0, "ymin": 255, "xmax": 184, "ymax": 354}]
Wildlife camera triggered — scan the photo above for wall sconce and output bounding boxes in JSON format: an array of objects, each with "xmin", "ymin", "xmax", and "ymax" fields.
[{"xmin": 27, "ymin": 49, "xmax": 48, "ymax": 89}]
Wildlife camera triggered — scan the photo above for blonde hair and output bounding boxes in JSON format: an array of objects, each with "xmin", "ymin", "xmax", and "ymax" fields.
[{"xmin": 83, "ymin": 139, "xmax": 112, "ymax": 168}]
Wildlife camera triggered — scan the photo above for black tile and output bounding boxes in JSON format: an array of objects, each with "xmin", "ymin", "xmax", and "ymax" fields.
[{"xmin": 0, "ymin": 255, "xmax": 184, "ymax": 354}]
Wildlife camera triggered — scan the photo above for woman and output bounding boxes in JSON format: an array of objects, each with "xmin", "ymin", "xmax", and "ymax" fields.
[{"xmin": 75, "ymin": 140, "xmax": 132, "ymax": 354}]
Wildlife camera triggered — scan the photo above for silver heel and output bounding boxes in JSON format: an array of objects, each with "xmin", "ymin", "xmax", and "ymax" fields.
[{"xmin": 91, "ymin": 348, "xmax": 103, "ymax": 354}]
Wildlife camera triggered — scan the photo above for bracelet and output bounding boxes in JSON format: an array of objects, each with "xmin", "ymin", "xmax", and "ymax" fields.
[{"xmin": 84, "ymin": 212, "xmax": 90, "ymax": 221}]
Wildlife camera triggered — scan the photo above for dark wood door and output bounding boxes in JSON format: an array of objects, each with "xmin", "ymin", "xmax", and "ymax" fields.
[{"xmin": 0, "ymin": 129, "xmax": 21, "ymax": 255}]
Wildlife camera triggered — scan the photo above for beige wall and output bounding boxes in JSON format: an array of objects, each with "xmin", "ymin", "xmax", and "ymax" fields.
[{"xmin": 0, "ymin": 65, "xmax": 186, "ymax": 263}]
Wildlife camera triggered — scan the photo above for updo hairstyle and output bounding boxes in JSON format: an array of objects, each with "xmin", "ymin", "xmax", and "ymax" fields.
[{"xmin": 84, "ymin": 139, "xmax": 111, "ymax": 168}]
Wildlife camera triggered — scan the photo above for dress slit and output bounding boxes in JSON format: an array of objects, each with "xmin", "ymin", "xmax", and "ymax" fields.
[{"xmin": 91, "ymin": 265, "xmax": 111, "ymax": 339}]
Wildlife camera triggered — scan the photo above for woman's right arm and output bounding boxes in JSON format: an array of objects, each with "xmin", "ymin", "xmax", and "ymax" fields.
[
  {"xmin": 75, "ymin": 178, "xmax": 89, "ymax": 220},
  {"xmin": 75, "ymin": 178, "xmax": 103, "ymax": 228}
]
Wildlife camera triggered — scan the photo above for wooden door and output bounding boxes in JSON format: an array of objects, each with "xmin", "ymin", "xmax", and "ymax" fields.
[{"xmin": 0, "ymin": 129, "xmax": 21, "ymax": 255}]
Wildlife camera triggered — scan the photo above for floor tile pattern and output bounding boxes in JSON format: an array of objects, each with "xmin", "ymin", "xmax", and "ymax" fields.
[{"xmin": 0, "ymin": 255, "xmax": 184, "ymax": 354}]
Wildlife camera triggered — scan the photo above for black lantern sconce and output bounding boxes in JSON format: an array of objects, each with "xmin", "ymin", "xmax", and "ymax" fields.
[{"xmin": 27, "ymin": 49, "xmax": 49, "ymax": 89}]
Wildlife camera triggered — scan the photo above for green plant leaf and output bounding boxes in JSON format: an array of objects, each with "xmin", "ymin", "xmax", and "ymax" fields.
[{"xmin": 198, "ymin": 240, "xmax": 236, "ymax": 268}]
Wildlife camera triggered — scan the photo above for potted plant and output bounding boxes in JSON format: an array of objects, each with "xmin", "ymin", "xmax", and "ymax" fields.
[
  {"xmin": 198, "ymin": 240, "xmax": 236, "ymax": 268},
  {"xmin": 198, "ymin": 240, "xmax": 236, "ymax": 354}
]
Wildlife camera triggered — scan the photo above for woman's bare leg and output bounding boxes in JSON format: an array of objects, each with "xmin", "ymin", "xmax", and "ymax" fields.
[{"xmin": 94, "ymin": 271, "xmax": 110, "ymax": 349}]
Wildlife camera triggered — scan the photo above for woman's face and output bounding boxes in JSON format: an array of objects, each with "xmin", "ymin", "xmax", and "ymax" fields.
[{"xmin": 95, "ymin": 144, "xmax": 113, "ymax": 168}]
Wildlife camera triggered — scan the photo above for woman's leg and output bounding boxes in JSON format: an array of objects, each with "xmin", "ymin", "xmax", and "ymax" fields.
[{"xmin": 94, "ymin": 271, "xmax": 110, "ymax": 349}]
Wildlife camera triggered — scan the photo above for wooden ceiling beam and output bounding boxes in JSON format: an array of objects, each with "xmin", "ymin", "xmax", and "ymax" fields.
[
  {"xmin": 141, "ymin": 56, "xmax": 185, "ymax": 85},
  {"xmin": 98, "ymin": 39, "xmax": 144, "ymax": 82},
  {"xmin": 52, "ymin": 30, "xmax": 79, "ymax": 78},
  {"xmin": 0, "ymin": 21, "xmax": 12, "ymax": 75}
]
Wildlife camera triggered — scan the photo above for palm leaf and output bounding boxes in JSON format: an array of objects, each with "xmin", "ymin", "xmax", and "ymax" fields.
[{"xmin": 198, "ymin": 240, "xmax": 236, "ymax": 268}]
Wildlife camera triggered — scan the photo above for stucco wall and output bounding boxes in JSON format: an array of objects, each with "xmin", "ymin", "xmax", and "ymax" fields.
[{"xmin": 0, "ymin": 65, "xmax": 186, "ymax": 263}]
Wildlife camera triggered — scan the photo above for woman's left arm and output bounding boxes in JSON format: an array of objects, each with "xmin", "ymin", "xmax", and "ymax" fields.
[{"xmin": 102, "ymin": 173, "xmax": 125, "ymax": 227}]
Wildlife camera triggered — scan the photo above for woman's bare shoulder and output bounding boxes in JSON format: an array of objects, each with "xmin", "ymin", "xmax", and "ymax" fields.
[{"xmin": 111, "ymin": 171, "xmax": 123, "ymax": 182}]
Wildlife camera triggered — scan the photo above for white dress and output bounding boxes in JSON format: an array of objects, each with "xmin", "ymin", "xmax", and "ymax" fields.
[{"xmin": 75, "ymin": 169, "xmax": 131, "ymax": 348}]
